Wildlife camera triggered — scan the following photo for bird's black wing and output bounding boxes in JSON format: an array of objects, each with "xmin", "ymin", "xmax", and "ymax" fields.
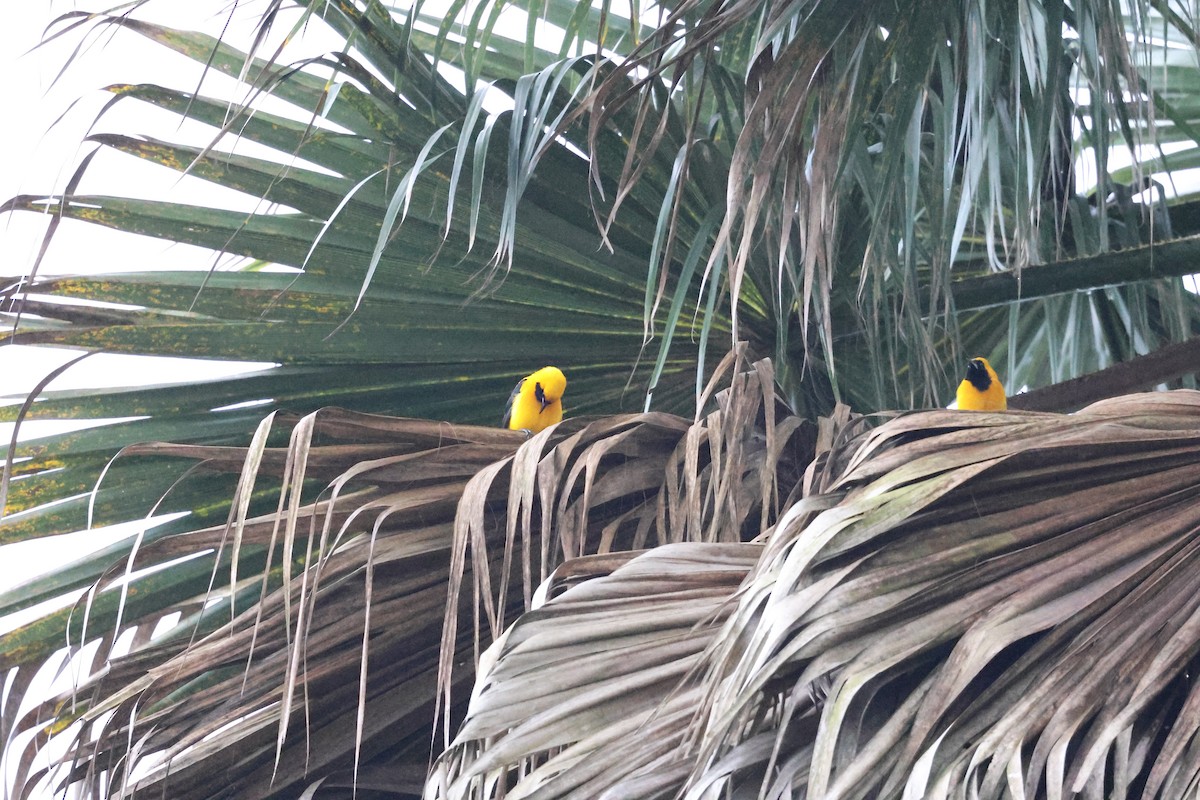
[{"xmin": 500, "ymin": 377, "xmax": 525, "ymax": 428}]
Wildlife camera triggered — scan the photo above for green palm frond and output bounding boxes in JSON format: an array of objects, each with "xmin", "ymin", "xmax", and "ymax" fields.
[
  {"xmin": 1, "ymin": 5, "xmax": 739, "ymax": 543},
  {"xmin": 577, "ymin": 0, "xmax": 1200, "ymax": 406}
]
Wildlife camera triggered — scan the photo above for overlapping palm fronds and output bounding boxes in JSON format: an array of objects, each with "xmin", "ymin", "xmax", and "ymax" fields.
[
  {"xmin": 10, "ymin": 2, "xmax": 1200, "ymax": 534},
  {"xmin": 0, "ymin": 0, "xmax": 740, "ymax": 552},
  {"xmin": 7, "ymin": 1, "xmax": 1200, "ymax": 797},
  {"xmin": 576, "ymin": 0, "xmax": 1200, "ymax": 407},
  {"xmin": 0, "ymin": 353, "xmax": 812, "ymax": 798},
  {"xmin": 432, "ymin": 389, "xmax": 1200, "ymax": 798},
  {"xmin": 0, "ymin": 3, "xmax": 737, "ymax": 749},
  {"xmin": 428, "ymin": 541, "xmax": 763, "ymax": 800},
  {"xmin": 6, "ymin": 0, "xmax": 1200, "ymax": 567}
]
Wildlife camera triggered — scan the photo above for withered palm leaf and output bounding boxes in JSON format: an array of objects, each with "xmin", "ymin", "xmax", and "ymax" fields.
[
  {"xmin": 431, "ymin": 390, "xmax": 1200, "ymax": 799},
  {"xmin": 6, "ymin": 356, "xmax": 811, "ymax": 799}
]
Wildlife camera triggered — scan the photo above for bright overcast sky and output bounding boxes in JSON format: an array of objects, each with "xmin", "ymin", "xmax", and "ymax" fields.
[
  {"xmin": 0, "ymin": 4, "xmax": 302, "ymax": 403},
  {"xmin": 1, "ymin": 4, "xmax": 229, "ymax": 277}
]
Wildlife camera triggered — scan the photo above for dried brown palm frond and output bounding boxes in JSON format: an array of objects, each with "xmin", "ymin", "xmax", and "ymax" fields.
[
  {"xmin": 6, "ymin": 355, "xmax": 811, "ymax": 799},
  {"xmin": 435, "ymin": 349, "xmax": 814, "ymax": 740},
  {"xmin": 430, "ymin": 390, "xmax": 1200, "ymax": 799},
  {"xmin": 5, "ymin": 410, "xmax": 519, "ymax": 799},
  {"xmin": 427, "ymin": 542, "xmax": 763, "ymax": 800}
]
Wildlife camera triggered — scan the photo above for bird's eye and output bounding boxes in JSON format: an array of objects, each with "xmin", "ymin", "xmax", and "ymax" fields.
[{"xmin": 535, "ymin": 383, "xmax": 545, "ymax": 403}]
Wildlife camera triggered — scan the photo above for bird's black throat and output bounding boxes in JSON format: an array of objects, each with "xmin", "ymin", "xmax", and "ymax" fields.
[{"xmin": 965, "ymin": 360, "xmax": 992, "ymax": 391}]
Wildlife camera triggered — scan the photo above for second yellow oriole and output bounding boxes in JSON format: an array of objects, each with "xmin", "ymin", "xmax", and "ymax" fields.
[
  {"xmin": 503, "ymin": 366, "xmax": 567, "ymax": 433},
  {"xmin": 956, "ymin": 357, "xmax": 1007, "ymax": 411}
]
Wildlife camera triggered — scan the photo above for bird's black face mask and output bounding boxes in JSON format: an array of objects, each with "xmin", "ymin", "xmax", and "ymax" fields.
[
  {"xmin": 534, "ymin": 382, "xmax": 548, "ymax": 412},
  {"xmin": 965, "ymin": 359, "xmax": 992, "ymax": 391}
]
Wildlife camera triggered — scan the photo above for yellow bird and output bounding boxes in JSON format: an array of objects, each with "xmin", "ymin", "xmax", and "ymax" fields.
[
  {"xmin": 956, "ymin": 356, "xmax": 1007, "ymax": 411},
  {"xmin": 502, "ymin": 366, "xmax": 567, "ymax": 434}
]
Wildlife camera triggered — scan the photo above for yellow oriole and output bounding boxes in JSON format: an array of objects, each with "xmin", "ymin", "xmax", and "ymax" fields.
[
  {"xmin": 502, "ymin": 366, "xmax": 567, "ymax": 433},
  {"xmin": 956, "ymin": 356, "xmax": 1007, "ymax": 411}
]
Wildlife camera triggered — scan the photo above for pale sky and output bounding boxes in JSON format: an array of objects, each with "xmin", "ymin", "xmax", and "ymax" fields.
[
  {"xmin": 0, "ymin": 4, "xmax": 301, "ymax": 402},
  {"xmin": 1, "ymin": 4, "xmax": 236, "ymax": 278}
]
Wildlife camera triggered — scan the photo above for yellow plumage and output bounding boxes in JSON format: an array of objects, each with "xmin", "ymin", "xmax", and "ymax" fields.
[
  {"xmin": 956, "ymin": 357, "xmax": 1007, "ymax": 411},
  {"xmin": 503, "ymin": 366, "xmax": 567, "ymax": 433}
]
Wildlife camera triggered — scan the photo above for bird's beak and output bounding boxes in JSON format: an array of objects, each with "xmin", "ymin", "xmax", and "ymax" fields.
[{"xmin": 540, "ymin": 397, "xmax": 550, "ymax": 413}]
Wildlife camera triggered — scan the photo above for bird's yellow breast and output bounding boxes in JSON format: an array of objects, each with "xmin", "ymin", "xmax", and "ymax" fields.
[
  {"xmin": 956, "ymin": 357, "xmax": 1007, "ymax": 411},
  {"xmin": 505, "ymin": 366, "xmax": 567, "ymax": 433}
]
